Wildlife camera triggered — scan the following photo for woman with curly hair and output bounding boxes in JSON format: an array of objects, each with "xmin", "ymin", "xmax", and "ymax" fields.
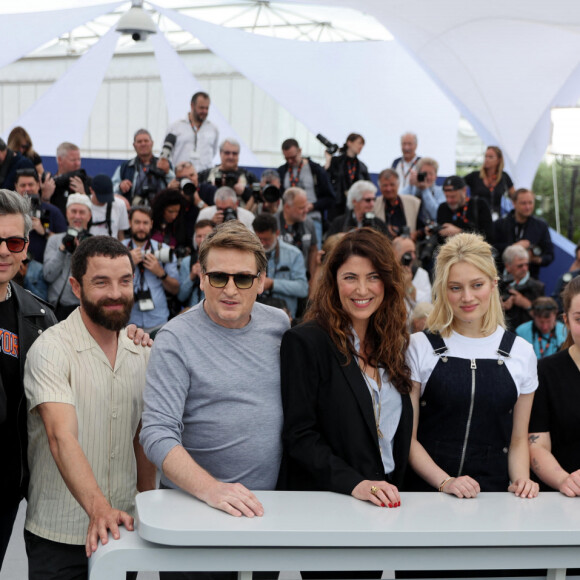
[
  {"xmin": 278, "ymin": 227, "xmax": 412, "ymax": 510},
  {"xmin": 150, "ymin": 188, "xmax": 188, "ymax": 251},
  {"xmin": 407, "ymin": 232, "xmax": 538, "ymax": 498}
]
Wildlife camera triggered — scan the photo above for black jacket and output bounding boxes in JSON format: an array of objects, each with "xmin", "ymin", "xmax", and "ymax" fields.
[
  {"xmin": 278, "ymin": 158, "xmax": 336, "ymax": 213},
  {"xmin": 327, "ymin": 154, "xmax": 370, "ymax": 217},
  {"xmin": 493, "ymin": 211, "xmax": 554, "ymax": 278},
  {"xmin": 437, "ymin": 197, "xmax": 494, "ymax": 242},
  {"xmin": 0, "ymin": 283, "xmax": 57, "ymax": 500},
  {"xmin": 278, "ymin": 321, "xmax": 412, "ymax": 494}
]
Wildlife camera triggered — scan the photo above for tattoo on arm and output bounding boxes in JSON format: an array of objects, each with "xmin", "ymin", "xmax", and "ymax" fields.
[
  {"xmin": 528, "ymin": 434, "xmax": 539, "ymax": 445},
  {"xmin": 532, "ymin": 457, "xmax": 540, "ymax": 472}
]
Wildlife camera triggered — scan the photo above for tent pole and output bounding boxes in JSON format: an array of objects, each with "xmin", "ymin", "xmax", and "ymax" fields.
[{"xmin": 552, "ymin": 156, "xmax": 561, "ymax": 234}]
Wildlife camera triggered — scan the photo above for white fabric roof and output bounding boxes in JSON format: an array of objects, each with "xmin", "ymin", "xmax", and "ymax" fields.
[
  {"xmin": 3, "ymin": 0, "xmax": 579, "ymax": 184},
  {"xmin": 279, "ymin": 0, "xmax": 580, "ymax": 186}
]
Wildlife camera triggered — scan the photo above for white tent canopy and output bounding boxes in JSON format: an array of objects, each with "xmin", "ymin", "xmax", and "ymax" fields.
[{"xmin": 280, "ymin": 0, "xmax": 580, "ymax": 186}]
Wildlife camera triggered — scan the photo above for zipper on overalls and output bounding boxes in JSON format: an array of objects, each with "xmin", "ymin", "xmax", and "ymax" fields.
[{"xmin": 458, "ymin": 359, "xmax": 477, "ymax": 475}]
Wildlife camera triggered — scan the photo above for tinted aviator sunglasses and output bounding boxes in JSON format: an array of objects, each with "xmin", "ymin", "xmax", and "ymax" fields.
[
  {"xmin": 205, "ymin": 271, "xmax": 260, "ymax": 289},
  {"xmin": 0, "ymin": 236, "xmax": 28, "ymax": 253}
]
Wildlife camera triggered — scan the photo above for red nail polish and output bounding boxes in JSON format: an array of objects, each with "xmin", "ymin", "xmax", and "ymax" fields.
[
  {"xmin": 388, "ymin": 503, "xmax": 394, "ymax": 508},
  {"xmin": 381, "ymin": 502, "xmax": 385, "ymax": 507},
  {"xmin": 397, "ymin": 501, "xmax": 401, "ymax": 507}
]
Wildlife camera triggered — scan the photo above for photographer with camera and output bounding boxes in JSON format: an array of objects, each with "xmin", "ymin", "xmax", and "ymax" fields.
[
  {"xmin": 198, "ymin": 138, "xmax": 258, "ymax": 206},
  {"xmin": 501, "ymin": 244, "xmax": 545, "ymax": 330},
  {"xmin": 50, "ymin": 142, "xmax": 91, "ymax": 215},
  {"xmin": 392, "ymin": 235, "xmax": 432, "ymax": 308},
  {"xmin": 327, "ymin": 180, "xmax": 388, "ymax": 237},
  {"xmin": 123, "ymin": 206, "xmax": 179, "ymax": 335},
  {"xmin": 14, "ymin": 169, "xmax": 67, "ymax": 300},
  {"xmin": 323, "ymin": 132, "xmax": 370, "ymax": 220},
  {"xmin": 197, "ymin": 186, "xmax": 256, "ymax": 230},
  {"xmin": 493, "ymin": 188, "xmax": 554, "ymax": 279},
  {"xmin": 374, "ymin": 169, "xmax": 422, "ymax": 240},
  {"xmin": 278, "ymin": 138, "xmax": 336, "ymax": 247},
  {"xmin": 245, "ymin": 169, "xmax": 282, "ymax": 216},
  {"xmin": 112, "ymin": 129, "xmax": 175, "ymax": 206},
  {"xmin": 401, "ymin": 157, "xmax": 446, "ymax": 223},
  {"xmin": 178, "ymin": 220, "xmax": 215, "ymax": 309},
  {"xmin": 43, "ymin": 194, "xmax": 93, "ymax": 320},
  {"xmin": 253, "ymin": 213, "xmax": 308, "ymax": 319},
  {"xmin": 0, "ymin": 137, "xmax": 35, "ymax": 191}
]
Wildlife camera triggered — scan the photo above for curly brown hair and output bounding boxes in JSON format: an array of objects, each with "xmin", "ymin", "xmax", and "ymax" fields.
[{"xmin": 304, "ymin": 228, "xmax": 411, "ymax": 395}]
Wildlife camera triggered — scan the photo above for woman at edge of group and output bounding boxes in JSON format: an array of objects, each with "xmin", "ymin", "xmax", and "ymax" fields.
[
  {"xmin": 529, "ymin": 276, "xmax": 580, "ymax": 495},
  {"xmin": 325, "ymin": 133, "xmax": 370, "ymax": 219},
  {"xmin": 407, "ymin": 232, "xmax": 539, "ymax": 498},
  {"xmin": 464, "ymin": 145, "xmax": 515, "ymax": 219},
  {"xmin": 278, "ymin": 227, "xmax": 413, "ymax": 510}
]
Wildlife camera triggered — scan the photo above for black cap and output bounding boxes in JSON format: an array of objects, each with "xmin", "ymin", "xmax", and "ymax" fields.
[
  {"xmin": 91, "ymin": 174, "xmax": 114, "ymax": 204},
  {"xmin": 443, "ymin": 175, "xmax": 466, "ymax": 190}
]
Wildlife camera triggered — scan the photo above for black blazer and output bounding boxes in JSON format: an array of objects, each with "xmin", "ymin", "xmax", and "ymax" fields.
[{"xmin": 277, "ymin": 321, "xmax": 412, "ymax": 495}]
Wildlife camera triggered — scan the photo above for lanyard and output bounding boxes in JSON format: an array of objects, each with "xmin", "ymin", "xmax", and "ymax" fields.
[
  {"xmin": 536, "ymin": 328, "xmax": 555, "ymax": 358},
  {"xmin": 346, "ymin": 158, "xmax": 357, "ymax": 184},
  {"xmin": 452, "ymin": 204, "xmax": 469, "ymax": 224},
  {"xmin": 288, "ymin": 161, "xmax": 303, "ymax": 187},
  {"xmin": 402, "ymin": 157, "xmax": 419, "ymax": 179},
  {"xmin": 128, "ymin": 239, "xmax": 152, "ymax": 291}
]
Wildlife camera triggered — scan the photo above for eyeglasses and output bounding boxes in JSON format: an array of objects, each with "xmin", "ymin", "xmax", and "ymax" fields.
[
  {"xmin": 205, "ymin": 271, "xmax": 260, "ymax": 289},
  {"xmin": 0, "ymin": 236, "xmax": 28, "ymax": 253},
  {"xmin": 222, "ymin": 151, "xmax": 239, "ymax": 156},
  {"xmin": 361, "ymin": 197, "xmax": 375, "ymax": 203}
]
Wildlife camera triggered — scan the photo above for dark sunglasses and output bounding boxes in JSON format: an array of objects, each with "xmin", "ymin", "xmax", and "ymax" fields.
[
  {"xmin": 0, "ymin": 236, "xmax": 28, "ymax": 253},
  {"xmin": 205, "ymin": 271, "xmax": 260, "ymax": 289}
]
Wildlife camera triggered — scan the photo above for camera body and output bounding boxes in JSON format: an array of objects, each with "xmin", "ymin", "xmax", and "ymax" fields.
[
  {"xmin": 417, "ymin": 172, "xmax": 427, "ymax": 183},
  {"xmin": 152, "ymin": 246, "xmax": 174, "ymax": 264},
  {"xmin": 54, "ymin": 169, "xmax": 89, "ymax": 192},
  {"xmin": 316, "ymin": 133, "xmax": 339, "ymax": 155},
  {"xmin": 252, "ymin": 183, "xmax": 281, "ymax": 205},
  {"xmin": 62, "ymin": 227, "xmax": 92, "ymax": 254},
  {"xmin": 180, "ymin": 178, "xmax": 198, "ymax": 198},
  {"xmin": 214, "ymin": 170, "xmax": 239, "ymax": 189},
  {"xmin": 222, "ymin": 208, "xmax": 238, "ymax": 222}
]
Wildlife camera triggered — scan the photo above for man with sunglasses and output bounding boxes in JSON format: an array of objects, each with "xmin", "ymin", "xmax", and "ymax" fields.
[
  {"xmin": 141, "ymin": 221, "xmax": 290, "ymax": 537},
  {"xmin": 0, "ymin": 189, "xmax": 57, "ymax": 572}
]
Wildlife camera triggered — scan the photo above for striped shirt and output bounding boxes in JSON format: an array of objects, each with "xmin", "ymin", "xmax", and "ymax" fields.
[{"xmin": 24, "ymin": 308, "xmax": 150, "ymax": 545}]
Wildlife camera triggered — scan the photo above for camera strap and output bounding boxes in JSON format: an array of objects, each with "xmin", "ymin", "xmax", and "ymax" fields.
[
  {"xmin": 128, "ymin": 238, "xmax": 152, "ymax": 292},
  {"xmin": 91, "ymin": 202, "xmax": 113, "ymax": 236}
]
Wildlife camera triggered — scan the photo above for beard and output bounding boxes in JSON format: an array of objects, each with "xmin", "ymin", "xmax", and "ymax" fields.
[
  {"xmin": 131, "ymin": 230, "xmax": 150, "ymax": 243},
  {"xmin": 81, "ymin": 288, "xmax": 134, "ymax": 332}
]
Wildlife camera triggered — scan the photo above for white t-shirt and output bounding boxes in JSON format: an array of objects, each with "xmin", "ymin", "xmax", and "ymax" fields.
[
  {"xmin": 90, "ymin": 198, "xmax": 129, "ymax": 238},
  {"xmin": 407, "ymin": 327, "xmax": 538, "ymax": 397}
]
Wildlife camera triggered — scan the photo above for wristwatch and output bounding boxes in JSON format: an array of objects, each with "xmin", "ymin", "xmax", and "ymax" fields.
[{"xmin": 159, "ymin": 272, "xmax": 168, "ymax": 280}]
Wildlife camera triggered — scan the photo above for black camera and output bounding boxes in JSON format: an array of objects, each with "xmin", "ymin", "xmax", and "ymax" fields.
[
  {"xmin": 401, "ymin": 252, "xmax": 414, "ymax": 267},
  {"xmin": 215, "ymin": 170, "xmax": 238, "ymax": 188},
  {"xmin": 62, "ymin": 227, "xmax": 92, "ymax": 254},
  {"xmin": 222, "ymin": 208, "xmax": 238, "ymax": 222},
  {"xmin": 316, "ymin": 133, "xmax": 339, "ymax": 155},
  {"xmin": 252, "ymin": 183, "xmax": 281, "ymax": 205},
  {"xmin": 530, "ymin": 245, "xmax": 543, "ymax": 258},
  {"xmin": 417, "ymin": 172, "xmax": 427, "ymax": 183},
  {"xmin": 418, "ymin": 221, "xmax": 443, "ymax": 267},
  {"xmin": 28, "ymin": 195, "xmax": 50, "ymax": 230},
  {"xmin": 54, "ymin": 169, "xmax": 89, "ymax": 191},
  {"xmin": 180, "ymin": 178, "xmax": 197, "ymax": 198}
]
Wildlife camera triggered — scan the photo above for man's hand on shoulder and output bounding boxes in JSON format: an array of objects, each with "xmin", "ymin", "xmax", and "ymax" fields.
[
  {"xmin": 198, "ymin": 481, "xmax": 264, "ymax": 518},
  {"xmin": 126, "ymin": 324, "xmax": 153, "ymax": 347},
  {"xmin": 85, "ymin": 496, "xmax": 134, "ymax": 557}
]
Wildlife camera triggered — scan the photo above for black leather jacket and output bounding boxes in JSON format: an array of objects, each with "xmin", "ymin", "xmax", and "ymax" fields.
[{"xmin": 0, "ymin": 283, "xmax": 57, "ymax": 500}]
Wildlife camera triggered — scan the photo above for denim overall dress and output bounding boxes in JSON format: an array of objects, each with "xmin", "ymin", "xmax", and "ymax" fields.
[{"xmin": 413, "ymin": 330, "xmax": 519, "ymax": 492}]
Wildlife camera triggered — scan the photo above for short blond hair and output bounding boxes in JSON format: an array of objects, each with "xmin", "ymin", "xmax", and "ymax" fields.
[
  {"xmin": 199, "ymin": 220, "xmax": 267, "ymax": 274},
  {"xmin": 427, "ymin": 233, "xmax": 505, "ymax": 337}
]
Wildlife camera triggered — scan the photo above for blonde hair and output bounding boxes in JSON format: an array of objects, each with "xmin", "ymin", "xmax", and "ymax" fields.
[{"xmin": 427, "ymin": 233, "xmax": 505, "ymax": 337}]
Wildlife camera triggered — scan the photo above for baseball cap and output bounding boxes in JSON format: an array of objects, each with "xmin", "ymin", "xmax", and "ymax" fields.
[
  {"xmin": 443, "ymin": 175, "xmax": 466, "ymax": 190},
  {"xmin": 91, "ymin": 174, "xmax": 114, "ymax": 204}
]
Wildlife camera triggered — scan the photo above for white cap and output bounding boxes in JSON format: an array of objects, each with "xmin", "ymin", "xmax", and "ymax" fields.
[{"xmin": 66, "ymin": 193, "xmax": 92, "ymax": 212}]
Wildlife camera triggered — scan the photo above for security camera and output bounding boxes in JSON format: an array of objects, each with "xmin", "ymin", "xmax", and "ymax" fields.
[{"xmin": 116, "ymin": 1, "xmax": 156, "ymax": 42}]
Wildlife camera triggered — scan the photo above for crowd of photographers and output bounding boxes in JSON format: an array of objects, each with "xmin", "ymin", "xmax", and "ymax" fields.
[{"xmin": 3, "ymin": 90, "xmax": 576, "ymax": 351}]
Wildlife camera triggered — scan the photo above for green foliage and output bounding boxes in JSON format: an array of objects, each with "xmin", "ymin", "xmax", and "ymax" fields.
[{"xmin": 532, "ymin": 160, "xmax": 580, "ymax": 243}]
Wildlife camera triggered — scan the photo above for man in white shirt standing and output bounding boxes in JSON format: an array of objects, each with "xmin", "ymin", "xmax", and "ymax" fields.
[
  {"xmin": 165, "ymin": 91, "xmax": 219, "ymax": 173},
  {"xmin": 391, "ymin": 132, "xmax": 421, "ymax": 192},
  {"xmin": 89, "ymin": 174, "xmax": 129, "ymax": 240}
]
